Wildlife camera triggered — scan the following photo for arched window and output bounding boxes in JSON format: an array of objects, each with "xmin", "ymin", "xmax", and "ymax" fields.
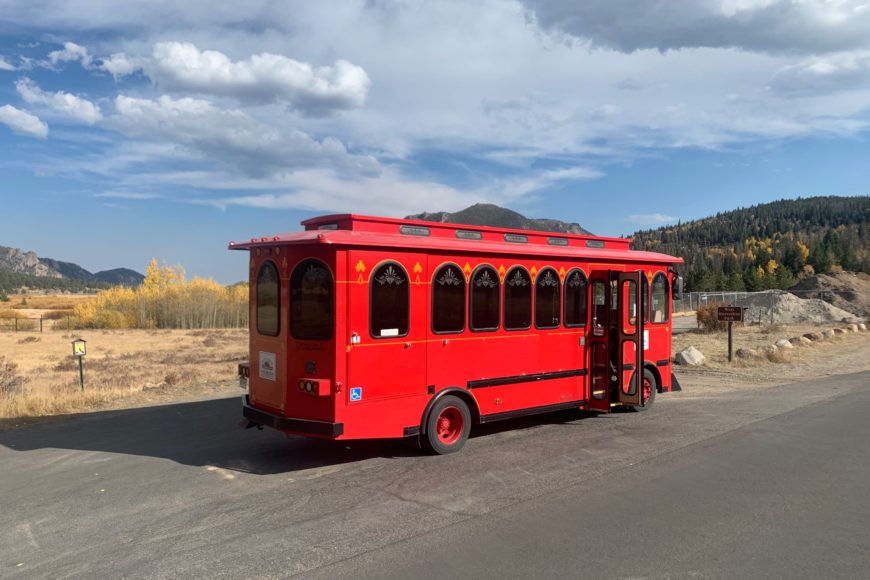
[
  {"xmin": 470, "ymin": 265, "xmax": 500, "ymax": 331},
  {"xmin": 564, "ymin": 269, "xmax": 588, "ymax": 327},
  {"xmin": 290, "ymin": 259, "xmax": 334, "ymax": 340},
  {"xmin": 651, "ymin": 272, "xmax": 669, "ymax": 323},
  {"xmin": 534, "ymin": 267, "xmax": 561, "ymax": 329},
  {"xmin": 256, "ymin": 261, "xmax": 280, "ymax": 336},
  {"xmin": 432, "ymin": 264, "xmax": 465, "ymax": 333},
  {"xmin": 503, "ymin": 266, "xmax": 531, "ymax": 330},
  {"xmin": 370, "ymin": 262, "xmax": 409, "ymax": 338}
]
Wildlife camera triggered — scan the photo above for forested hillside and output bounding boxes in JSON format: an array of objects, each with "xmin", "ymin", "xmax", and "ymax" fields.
[{"xmin": 632, "ymin": 196, "xmax": 870, "ymax": 292}]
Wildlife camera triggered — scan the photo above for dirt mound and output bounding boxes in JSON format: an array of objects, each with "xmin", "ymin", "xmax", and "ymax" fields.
[
  {"xmin": 791, "ymin": 271, "xmax": 870, "ymax": 319},
  {"xmin": 733, "ymin": 290, "xmax": 861, "ymax": 325}
]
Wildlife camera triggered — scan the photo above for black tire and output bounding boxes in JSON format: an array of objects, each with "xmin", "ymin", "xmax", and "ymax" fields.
[
  {"xmin": 629, "ymin": 368, "xmax": 657, "ymax": 412},
  {"xmin": 423, "ymin": 395, "xmax": 471, "ymax": 455}
]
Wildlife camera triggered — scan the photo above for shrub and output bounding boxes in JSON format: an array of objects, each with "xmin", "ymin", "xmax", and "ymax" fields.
[
  {"xmin": 42, "ymin": 309, "xmax": 74, "ymax": 320},
  {"xmin": 696, "ymin": 302, "xmax": 728, "ymax": 332},
  {"xmin": 0, "ymin": 356, "xmax": 28, "ymax": 395}
]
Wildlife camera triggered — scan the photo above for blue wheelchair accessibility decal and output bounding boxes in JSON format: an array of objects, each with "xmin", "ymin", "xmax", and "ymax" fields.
[{"xmin": 350, "ymin": 387, "xmax": 362, "ymax": 401}]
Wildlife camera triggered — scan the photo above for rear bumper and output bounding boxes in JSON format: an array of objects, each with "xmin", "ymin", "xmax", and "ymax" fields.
[{"xmin": 241, "ymin": 396, "xmax": 344, "ymax": 437}]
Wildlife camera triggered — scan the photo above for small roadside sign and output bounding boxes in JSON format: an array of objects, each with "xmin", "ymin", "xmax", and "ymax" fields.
[
  {"xmin": 71, "ymin": 338, "xmax": 87, "ymax": 390},
  {"xmin": 717, "ymin": 306, "xmax": 744, "ymax": 322},
  {"xmin": 716, "ymin": 307, "xmax": 744, "ymax": 362}
]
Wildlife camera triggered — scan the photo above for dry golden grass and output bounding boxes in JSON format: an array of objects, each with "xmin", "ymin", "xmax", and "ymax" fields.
[
  {"xmin": 8, "ymin": 294, "xmax": 95, "ymax": 310},
  {"xmin": 0, "ymin": 328, "xmax": 247, "ymax": 421},
  {"xmin": 673, "ymin": 322, "xmax": 867, "ymax": 369}
]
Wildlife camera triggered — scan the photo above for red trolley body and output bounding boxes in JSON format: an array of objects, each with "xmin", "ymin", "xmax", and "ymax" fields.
[{"xmin": 231, "ymin": 214, "xmax": 682, "ymax": 453}]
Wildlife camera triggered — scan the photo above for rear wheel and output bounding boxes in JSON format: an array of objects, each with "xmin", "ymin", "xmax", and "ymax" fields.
[
  {"xmin": 629, "ymin": 368, "xmax": 657, "ymax": 412},
  {"xmin": 423, "ymin": 395, "xmax": 471, "ymax": 455}
]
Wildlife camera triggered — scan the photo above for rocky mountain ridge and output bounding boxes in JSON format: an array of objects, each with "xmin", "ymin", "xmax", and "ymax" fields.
[{"xmin": 0, "ymin": 244, "xmax": 144, "ymax": 286}]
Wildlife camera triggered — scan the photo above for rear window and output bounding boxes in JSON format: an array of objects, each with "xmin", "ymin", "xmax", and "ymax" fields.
[
  {"xmin": 290, "ymin": 259, "xmax": 334, "ymax": 340},
  {"xmin": 256, "ymin": 261, "xmax": 280, "ymax": 337}
]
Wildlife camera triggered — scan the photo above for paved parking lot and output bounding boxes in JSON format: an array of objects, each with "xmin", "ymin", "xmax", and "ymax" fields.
[{"xmin": 1, "ymin": 370, "xmax": 868, "ymax": 579}]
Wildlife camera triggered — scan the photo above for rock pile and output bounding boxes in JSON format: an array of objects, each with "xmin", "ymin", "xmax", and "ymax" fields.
[{"xmin": 733, "ymin": 290, "xmax": 860, "ymax": 325}]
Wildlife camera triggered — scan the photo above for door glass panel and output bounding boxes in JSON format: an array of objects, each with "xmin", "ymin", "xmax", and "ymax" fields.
[
  {"xmin": 592, "ymin": 281, "xmax": 606, "ymax": 336},
  {"xmin": 622, "ymin": 340, "xmax": 637, "ymax": 395},
  {"xmin": 622, "ymin": 280, "xmax": 637, "ymax": 335},
  {"xmin": 590, "ymin": 342, "xmax": 608, "ymax": 400}
]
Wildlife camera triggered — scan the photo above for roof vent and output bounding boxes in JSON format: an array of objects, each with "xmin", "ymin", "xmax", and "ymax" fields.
[
  {"xmin": 456, "ymin": 230, "xmax": 483, "ymax": 240},
  {"xmin": 400, "ymin": 225, "xmax": 431, "ymax": 236}
]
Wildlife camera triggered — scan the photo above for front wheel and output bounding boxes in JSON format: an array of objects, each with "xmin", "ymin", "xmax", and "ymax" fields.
[
  {"xmin": 628, "ymin": 369, "xmax": 657, "ymax": 412},
  {"xmin": 423, "ymin": 395, "xmax": 471, "ymax": 455}
]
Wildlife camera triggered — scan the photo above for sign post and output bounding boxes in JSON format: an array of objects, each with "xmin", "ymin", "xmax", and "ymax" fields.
[
  {"xmin": 717, "ymin": 307, "xmax": 744, "ymax": 362},
  {"xmin": 71, "ymin": 338, "xmax": 87, "ymax": 391}
]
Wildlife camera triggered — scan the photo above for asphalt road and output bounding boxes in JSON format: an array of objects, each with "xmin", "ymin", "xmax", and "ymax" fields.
[{"xmin": 1, "ymin": 371, "xmax": 869, "ymax": 579}]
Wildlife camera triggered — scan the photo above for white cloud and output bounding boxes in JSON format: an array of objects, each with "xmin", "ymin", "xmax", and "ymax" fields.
[
  {"xmin": 109, "ymin": 94, "xmax": 379, "ymax": 177},
  {"xmin": 770, "ymin": 51, "xmax": 870, "ymax": 95},
  {"xmin": 0, "ymin": 105, "xmax": 48, "ymax": 138},
  {"xmin": 48, "ymin": 41, "xmax": 92, "ymax": 67},
  {"xmin": 627, "ymin": 213, "xmax": 678, "ymax": 225},
  {"xmin": 203, "ymin": 168, "xmax": 476, "ymax": 216},
  {"xmin": 0, "ymin": 56, "xmax": 15, "ymax": 71},
  {"xmin": 520, "ymin": 0, "xmax": 870, "ymax": 54},
  {"xmin": 15, "ymin": 78, "xmax": 102, "ymax": 124},
  {"xmin": 100, "ymin": 52, "xmax": 140, "ymax": 79},
  {"xmin": 94, "ymin": 191, "xmax": 162, "ymax": 199},
  {"xmin": 146, "ymin": 42, "xmax": 369, "ymax": 115}
]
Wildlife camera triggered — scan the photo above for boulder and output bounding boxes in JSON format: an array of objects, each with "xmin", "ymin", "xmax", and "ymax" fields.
[
  {"xmin": 736, "ymin": 348, "xmax": 757, "ymax": 359},
  {"xmin": 803, "ymin": 332, "xmax": 822, "ymax": 341},
  {"xmin": 822, "ymin": 329, "xmax": 835, "ymax": 339},
  {"xmin": 759, "ymin": 345, "xmax": 779, "ymax": 356},
  {"xmin": 775, "ymin": 339, "xmax": 794, "ymax": 349},
  {"xmin": 790, "ymin": 336, "xmax": 813, "ymax": 347},
  {"xmin": 847, "ymin": 324, "xmax": 859, "ymax": 332},
  {"xmin": 833, "ymin": 328, "xmax": 846, "ymax": 335},
  {"xmin": 859, "ymin": 323, "xmax": 867, "ymax": 332},
  {"xmin": 675, "ymin": 346, "xmax": 705, "ymax": 366}
]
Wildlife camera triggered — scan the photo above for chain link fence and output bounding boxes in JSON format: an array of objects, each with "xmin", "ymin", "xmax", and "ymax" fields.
[{"xmin": 674, "ymin": 288, "xmax": 861, "ymax": 326}]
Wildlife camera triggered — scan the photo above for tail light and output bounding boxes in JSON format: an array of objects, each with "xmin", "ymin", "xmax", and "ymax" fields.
[{"xmin": 297, "ymin": 378, "xmax": 330, "ymax": 396}]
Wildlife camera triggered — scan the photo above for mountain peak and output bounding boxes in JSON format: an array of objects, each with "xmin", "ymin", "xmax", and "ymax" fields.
[{"xmin": 406, "ymin": 203, "xmax": 592, "ymax": 235}]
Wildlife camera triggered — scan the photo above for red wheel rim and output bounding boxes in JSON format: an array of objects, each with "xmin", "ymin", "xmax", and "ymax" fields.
[
  {"xmin": 436, "ymin": 406, "xmax": 464, "ymax": 446},
  {"xmin": 642, "ymin": 377, "xmax": 652, "ymax": 404}
]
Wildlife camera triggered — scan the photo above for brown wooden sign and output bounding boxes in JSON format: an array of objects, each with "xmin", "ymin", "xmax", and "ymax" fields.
[{"xmin": 717, "ymin": 306, "xmax": 744, "ymax": 322}]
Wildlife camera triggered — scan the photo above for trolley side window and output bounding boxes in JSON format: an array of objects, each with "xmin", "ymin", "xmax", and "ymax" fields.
[
  {"xmin": 651, "ymin": 272, "xmax": 669, "ymax": 323},
  {"xmin": 256, "ymin": 261, "xmax": 280, "ymax": 337},
  {"xmin": 503, "ymin": 266, "xmax": 531, "ymax": 330},
  {"xmin": 371, "ymin": 262, "xmax": 409, "ymax": 338},
  {"xmin": 564, "ymin": 269, "xmax": 588, "ymax": 327},
  {"xmin": 432, "ymin": 264, "xmax": 465, "ymax": 334},
  {"xmin": 535, "ymin": 267, "xmax": 561, "ymax": 329},
  {"xmin": 290, "ymin": 259, "xmax": 334, "ymax": 340},
  {"xmin": 470, "ymin": 265, "xmax": 500, "ymax": 331}
]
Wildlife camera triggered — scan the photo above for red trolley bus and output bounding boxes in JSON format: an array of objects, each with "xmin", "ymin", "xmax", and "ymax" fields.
[{"xmin": 232, "ymin": 214, "xmax": 682, "ymax": 454}]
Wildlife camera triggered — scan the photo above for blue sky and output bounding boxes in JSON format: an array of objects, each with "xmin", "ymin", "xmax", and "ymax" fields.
[{"xmin": 1, "ymin": 1, "xmax": 869, "ymax": 283}]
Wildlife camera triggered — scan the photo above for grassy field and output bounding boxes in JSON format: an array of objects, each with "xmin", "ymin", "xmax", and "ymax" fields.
[
  {"xmin": 0, "ymin": 328, "xmax": 246, "ymax": 421},
  {"xmin": 673, "ymin": 321, "xmax": 867, "ymax": 368}
]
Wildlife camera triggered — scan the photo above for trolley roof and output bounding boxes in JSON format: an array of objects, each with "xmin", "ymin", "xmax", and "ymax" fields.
[{"xmin": 228, "ymin": 213, "xmax": 683, "ymax": 265}]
